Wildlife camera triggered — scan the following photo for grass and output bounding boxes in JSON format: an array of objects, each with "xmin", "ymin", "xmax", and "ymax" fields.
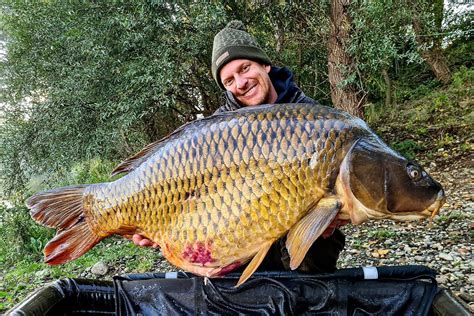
[
  {"xmin": 0, "ymin": 230, "xmax": 162, "ymax": 312},
  {"xmin": 367, "ymin": 229, "xmax": 396, "ymax": 240},
  {"xmin": 435, "ymin": 210, "xmax": 471, "ymax": 225}
]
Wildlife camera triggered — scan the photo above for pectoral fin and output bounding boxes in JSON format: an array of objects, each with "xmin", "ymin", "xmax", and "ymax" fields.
[
  {"xmin": 286, "ymin": 196, "xmax": 341, "ymax": 270},
  {"xmin": 236, "ymin": 239, "xmax": 274, "ymax": 287}
]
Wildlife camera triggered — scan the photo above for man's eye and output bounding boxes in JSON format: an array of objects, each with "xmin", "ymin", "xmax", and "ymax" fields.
[
  {"xmin": 224, "ymin": 79, "xmax": 233, "ymax": 87},
  {"xmin": 242, "ymin": 65, "xmax": 250, "ymax": 72}
]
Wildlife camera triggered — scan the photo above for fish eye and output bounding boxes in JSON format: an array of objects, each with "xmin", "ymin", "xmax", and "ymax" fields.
[{"xmin": 407, "ymin": 164, "xmax": 422, "ymax": 181}]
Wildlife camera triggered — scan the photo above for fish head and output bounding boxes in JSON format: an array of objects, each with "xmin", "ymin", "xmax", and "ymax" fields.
[{"xmin": 336, "ymin": 138, "xmax": 445, "ymax": 225}]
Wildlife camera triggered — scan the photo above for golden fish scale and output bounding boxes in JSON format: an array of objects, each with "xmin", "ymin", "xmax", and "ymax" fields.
[{"xmin": 84, "ymin": 105, "xmax": 358, "ymax": 267}]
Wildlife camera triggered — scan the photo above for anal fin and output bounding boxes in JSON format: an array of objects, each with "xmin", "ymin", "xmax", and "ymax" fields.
[
  {"xmin": 286, "ymin": 196, "xmax": 341, "ymax": 270},
  {"xmin": 236, "ymin": 239, "xmax": 274, "ymax": 287}
]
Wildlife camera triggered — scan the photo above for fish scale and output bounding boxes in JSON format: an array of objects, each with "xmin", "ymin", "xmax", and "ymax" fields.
[{"xmin": 28, "ymin": 103, "xmax": 445, "ymax": 286}]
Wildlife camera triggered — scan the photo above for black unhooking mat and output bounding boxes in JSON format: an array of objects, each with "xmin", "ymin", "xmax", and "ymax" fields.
[{"xmin": 7, "ymin": 265, "xmax": 472, "ymax": 315}]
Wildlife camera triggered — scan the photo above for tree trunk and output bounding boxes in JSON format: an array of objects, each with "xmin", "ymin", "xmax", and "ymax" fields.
[
  {"xmin": 411, "ymin": 1, "xmax": 451, "ymax": 85},
  {"xmin": 274, "ymin": 21, "xmax": 284, "ymax": 53},
  {"xmin": 327, "ymin": 0, "xmax": 364, "ymax": 118},
  {"xmin": 382, "ymin": 68, "xmax": 394, "ymax": 107}
]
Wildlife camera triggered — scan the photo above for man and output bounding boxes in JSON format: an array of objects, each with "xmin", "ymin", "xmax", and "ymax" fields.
[{"xmin": 134, "ymin": 20, "xmax": 346, "ymax": 273}]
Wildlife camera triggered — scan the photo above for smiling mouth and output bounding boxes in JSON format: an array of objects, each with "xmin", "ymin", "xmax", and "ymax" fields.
[{"xmin": 242, "ymin": 84, "xmax": 257, "ymax": 96}]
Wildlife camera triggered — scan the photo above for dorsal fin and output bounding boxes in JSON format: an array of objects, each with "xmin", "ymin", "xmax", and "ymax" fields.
[
  {"xmin": 111, "ymin": 137, "xmax": 170, "ymax": 176},
  {"xmin": 111, "ymin": 111, "xmax": 236, "ymax": 176}
]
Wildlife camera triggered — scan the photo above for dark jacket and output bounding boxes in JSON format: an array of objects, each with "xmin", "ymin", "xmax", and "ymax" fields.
[{"xmin": 215, "ymin": 66, "xmax": 345, "ymax": 273}]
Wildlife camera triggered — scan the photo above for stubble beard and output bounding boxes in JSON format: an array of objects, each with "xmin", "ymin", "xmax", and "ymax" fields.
[{"xmin": 240, "ymin": 85, "xmax": 271, "ymax": 107}]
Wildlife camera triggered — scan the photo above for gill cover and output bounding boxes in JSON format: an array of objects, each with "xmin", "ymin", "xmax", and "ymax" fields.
[{"xmin": 348, "ymin": 139, "xmax": 443, "ymax": 215}]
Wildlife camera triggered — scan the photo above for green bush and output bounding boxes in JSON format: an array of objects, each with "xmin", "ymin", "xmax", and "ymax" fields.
[
  {"xmin": 60, "ymin": 158, "xmax": 120, "ymax": 186},
  {"xmin": 451, "ymin": 66, "xmax": 474, "ymax": 89},
  {"xmin": 396, "ymin": 79, "xmax": 441, "ymax": 102},
  {"xmin": 2, "ymin": 158, "xmax": 120, "ymax": 267},
  {"xmin": 391, "ymin": 139, "xmax": 422, "ymax": 160},
  {"xmin": 363, "ymin": 102, "xmax": 385, "ymax": 125},
  {"xmin": 0, "ymin": 202, "xmax": 52, "ymax": 265},
  {"xmin": 27, "ymin": 157, "xmax": 120, "ymax": 194}
]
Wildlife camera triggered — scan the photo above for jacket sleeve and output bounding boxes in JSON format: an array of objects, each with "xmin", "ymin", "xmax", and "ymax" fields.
[
  {"xmin": 213, "ymin": 91, "xmax": 243, "ymax": 114},
  {"xmin": 293, "ymin": 90, "xmax": 320, "ymax": 105},
  {"xmin": 213, "ymin": 105, "xmax": 228, "ymax": 115}
]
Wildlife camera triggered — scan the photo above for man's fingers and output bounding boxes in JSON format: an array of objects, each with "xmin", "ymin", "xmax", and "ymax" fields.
[
  {"xmin": 132, "ymin": 234, "xmax": 160, "ymax": 248},
  {"xmin": 132, "ymin": 234, "xmax": 143, "ymax": 245},
  {"xmin": 139, "ymin": 239, "xmax": 153, "ymax": 247}
]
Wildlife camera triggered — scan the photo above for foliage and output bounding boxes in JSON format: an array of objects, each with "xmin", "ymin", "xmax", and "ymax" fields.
[
  {"xmin": 391, "ymin": 140, "xmax": 422, "ymax": 160},
  {"xmin": 350, "ymin": 1, "xmax": 422, "ymax": 93},
  {"xmin": 0, "ymin": 202, "xmax": 52, "ymax": 264},
  {"xmin": 28, "ymin": 157, "xmax": 120, "ymax": 195},
  {"xmin": 451, "ymin": 65, "xmax": 474, "ymax": 89},
  {"xmin": 0, "ymin": 1, "xmax": 227, "ymax": 195}
]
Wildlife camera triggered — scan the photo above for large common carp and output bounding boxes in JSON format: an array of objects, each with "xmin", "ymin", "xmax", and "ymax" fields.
[{"xmin": 27, "ymin": 103, "xmax": 445, "ymax": 286}]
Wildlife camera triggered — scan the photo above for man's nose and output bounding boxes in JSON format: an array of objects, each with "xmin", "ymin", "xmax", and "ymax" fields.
[{"xmin": 235, "ymin": 75, "xmax": 248, "ymax": 90}]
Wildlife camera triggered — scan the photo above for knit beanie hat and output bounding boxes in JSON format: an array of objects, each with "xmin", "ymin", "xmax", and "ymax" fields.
[{"xmin": 212, "ymin": 20, "xmax": 272, "ymax": 90}]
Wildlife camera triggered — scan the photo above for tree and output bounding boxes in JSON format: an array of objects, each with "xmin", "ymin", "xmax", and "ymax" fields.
[
  {"xmin": 0, "ymin": 1, "xmax": 227, "ymax": 194},
  {"xmin": 328, "ymin": 0, "xmax": 365, "ymax": 117},
  {"xmin": 348, "ymin": 1, "xmax": 424, "ymax": 108},
  {"xmin": 410, "ymin": 0, "xmax": 452, "ymax": 84}
]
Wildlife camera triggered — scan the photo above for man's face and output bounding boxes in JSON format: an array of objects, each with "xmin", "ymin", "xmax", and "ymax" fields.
[{"xmin": 220, "ymin": 59, "xmax": 277, "ymax": 107}]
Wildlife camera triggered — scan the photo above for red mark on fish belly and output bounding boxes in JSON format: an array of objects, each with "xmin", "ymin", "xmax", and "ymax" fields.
[{"xmin": 182, "ymin": 242, "xmax": 215, "ymax": 265}]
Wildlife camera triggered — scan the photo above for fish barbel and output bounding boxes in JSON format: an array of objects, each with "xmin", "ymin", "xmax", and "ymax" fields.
[{"xmin": 27, "ymin": 103, "xmax": 445, "ymax": 286}]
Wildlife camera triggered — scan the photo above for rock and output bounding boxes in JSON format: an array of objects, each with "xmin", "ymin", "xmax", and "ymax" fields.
[
  {"xmin": 439, "ymin": 253, "xmax": 454, "ymax": 261},
  {"xmin": 91, "ymin": 261, "xmax": 108, "ymax": 276},
  {"xmin": 469, "ymin": 274, "xmax": 474, "ymax": 285},
  {"xmin": 414, "ymin": 256, "xmax": 425, "ymax": 262},
  {"xmin": 440, "ymin": 267, "xmax": 452, "ymax": 273},
  {"xmin": 457, "ymin": 248, "xmax": 469, "ymax": 255},
  {"xmin": 459, "ymin": 292, "xmax": 474, "ymax": 303},
  {"xmin": 433, "ymin": 243, "xmax": 444, "ymax": 251},
  {"xmin": 436, "ymin": 275, "xmax": 449, "ymax": 284}
]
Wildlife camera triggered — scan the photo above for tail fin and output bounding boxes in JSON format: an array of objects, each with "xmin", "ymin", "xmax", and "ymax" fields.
[{"xmin": 27, "ymin": 185, "xmax": 102, "ymax": 264}]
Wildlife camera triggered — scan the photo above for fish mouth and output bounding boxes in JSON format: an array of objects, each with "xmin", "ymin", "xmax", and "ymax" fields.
[
  {"xmin": 387, "ymin": 189, "xmax": 446, "ymax": 222},
  {"xmin": 428, "ymin": 189, "xmax": 446, "ymax": 220}
]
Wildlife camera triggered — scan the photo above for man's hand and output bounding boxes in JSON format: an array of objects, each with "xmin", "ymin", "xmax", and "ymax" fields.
[{"xmin": 132, "ymin": 234, "xmax": 160, "ymax": 248}]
